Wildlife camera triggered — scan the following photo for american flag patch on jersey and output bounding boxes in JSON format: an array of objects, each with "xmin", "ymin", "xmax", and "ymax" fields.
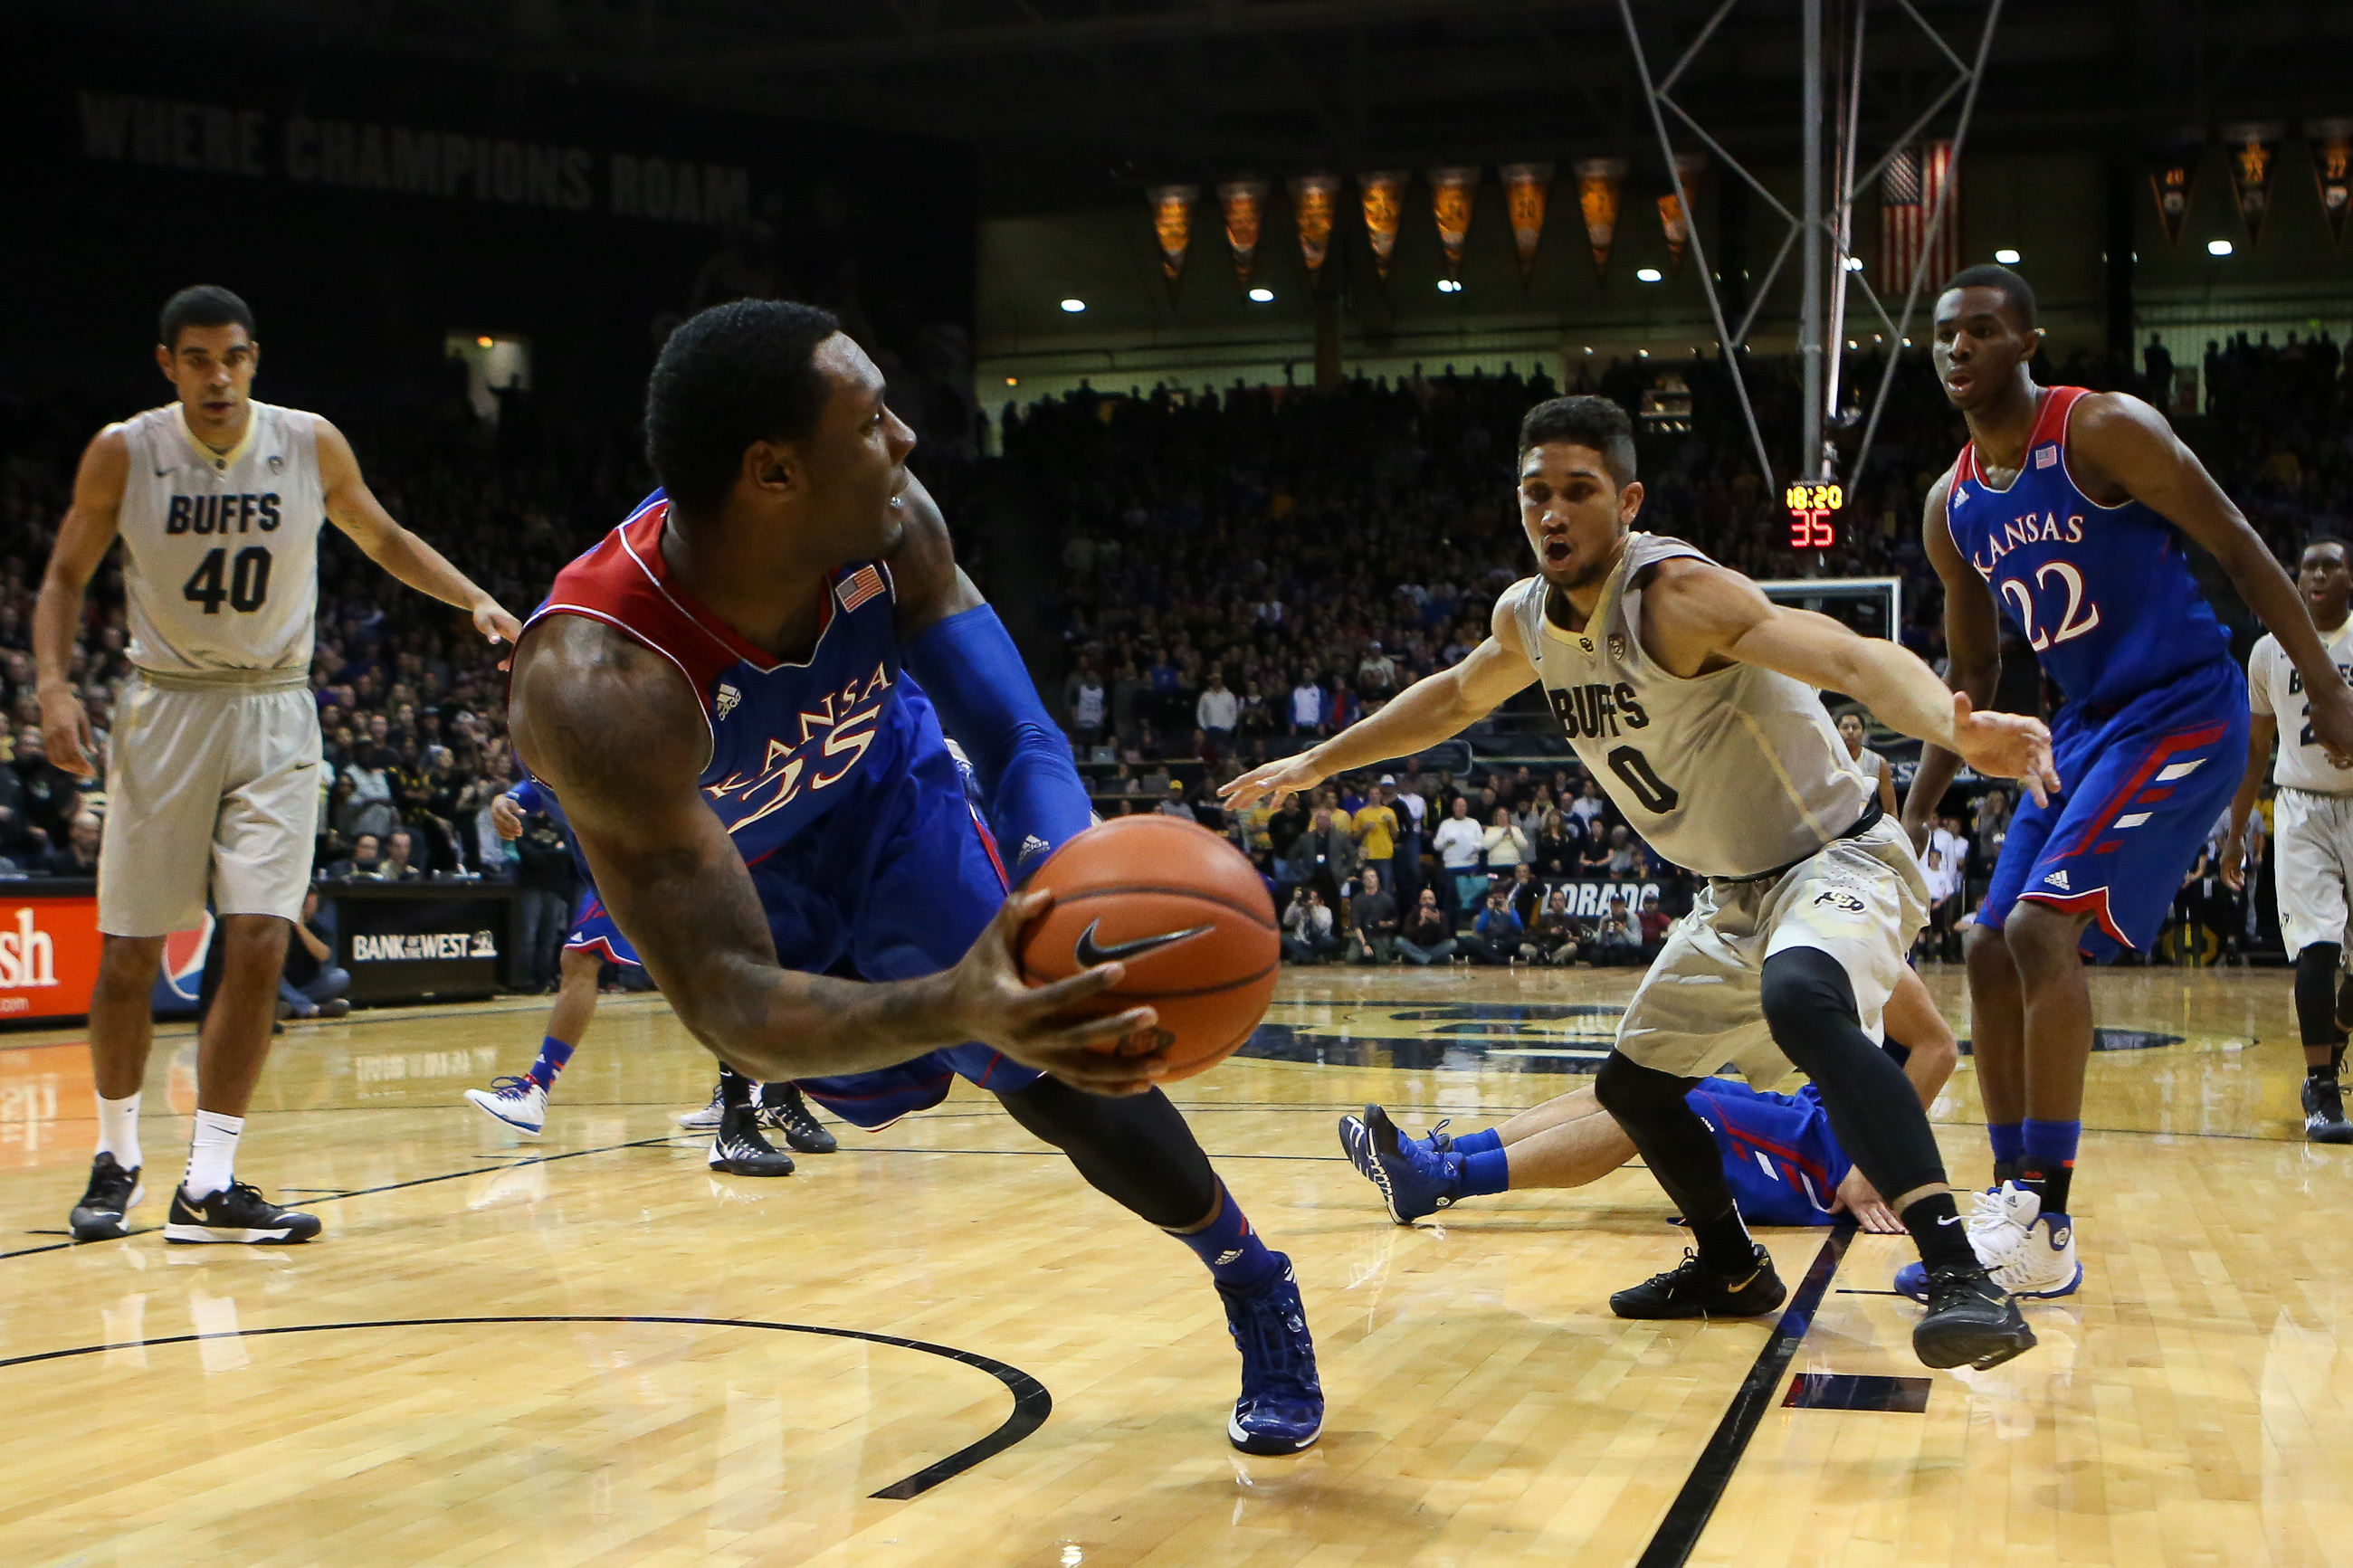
[
  {"xmin": 836, "ymin": 565, "xmax": 887, "ymax": 612},
  {"xmin": 2034, "ymin": 444, "xmax": 2059, "ymax": 468}
]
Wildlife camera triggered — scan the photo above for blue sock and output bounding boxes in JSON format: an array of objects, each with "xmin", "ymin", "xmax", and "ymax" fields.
[
  {"xmin": 526, "ymin": 1036, "xmax": 575, "ymax": 1089},
  {"xmin": 1987, "ymin": 1121, "xmax": 2024, "ymax": 1166},
  {"xmin": 1457, "ymin": 1147, "xmax": 1511, "ymax": 1197},
  {"xmin": 1169, "ymin": 1183, "xmax": 1281, "ymax": 1293},
  {"xmin": 1448, "ymin": 1126, "xmax": 1503, "ymax": 1155},
  {"xmin": 2021, "ymin": 1118, "xmax": 2080, "ymax": 1215}
]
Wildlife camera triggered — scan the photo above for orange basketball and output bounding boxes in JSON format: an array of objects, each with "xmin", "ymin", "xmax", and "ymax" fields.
[{"xmin": 1018, "ymin": 814, "xmax": 1280, "ymax": 1080}]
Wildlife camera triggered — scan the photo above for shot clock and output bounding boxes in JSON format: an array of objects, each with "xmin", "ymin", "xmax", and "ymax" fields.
[{"xmin": 1784, "ymin": 481, "xmax": 1843, "ymax": 548}]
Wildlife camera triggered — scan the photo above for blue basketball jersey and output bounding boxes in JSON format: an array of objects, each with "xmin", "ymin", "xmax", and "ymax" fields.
[{"xmin": 1943, "ymin": 385, "xmax": 2231, "ymax": 709}]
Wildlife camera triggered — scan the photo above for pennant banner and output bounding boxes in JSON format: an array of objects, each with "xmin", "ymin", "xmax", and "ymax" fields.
[
  {"xmin": 2224, "ymin": 121, "xmax": 2286, "ymax": 242},
  {"xmin": 1657, "ymin": 150, "xmax": 1707, "ymax": 274},
  {"xmin": 2309, "ymin": 119, "xmax": 2352, "ymax": 245},
  {"xmin": 1878, "ymin": 140, "xmax": 1958, "ymax": 296},
  {"xmin": 1148, "ymin": 184, "xmax": 1197, "ymax": 291},
  {"xmin": 2148, "ymin": 136, "xmax": 2200, "ymax": 247},
  {"xmin": 1500, "ymin": 163, "xmax": 1553, "ymax": 285},
  {"xmin": 1429, "ymin": 166, "xmax": 1480, "ymax": 280},
  {"xmin": 1575, "ymin": 157, "xmax": 1627, "ymax": 278},
  {"xmin": 1289, "ymin": 174, "xmax": 1340, "ymax": 277},
  {"xmin": 1217, "ymin": 178, "xmax": 1269, "ymax": 288},
  {"xmin": 1359, "ymin": 170, "xmax": 1406, "ymax": 279}
]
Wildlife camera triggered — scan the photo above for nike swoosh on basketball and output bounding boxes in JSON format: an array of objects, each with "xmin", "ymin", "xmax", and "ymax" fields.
[{"xmin": 1073, "ymin": 918, "xmax": 1213, "ymax": 967}]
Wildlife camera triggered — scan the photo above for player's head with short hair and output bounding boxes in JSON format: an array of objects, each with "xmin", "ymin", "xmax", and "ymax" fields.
[
  {"xmin": 645, "ymin": 299, "xmax": 918, "ymax": 556},
  {"xmin": 156, "ymin": 285, "xmax": 260, "ymax": 431},
  {"xmin": 1515, "ymin": 395, "xmax": 1644, "ymax": 593},
  {"xmin": 158, "ymin": 285, "xmax": 254, "ymax": 351},
  {"xmin": 2298, "ymin": 536, "xmax": 2353, "ymax": 627},
  {"xmin": 1932, "ymin": 264, "xmax": 2043, "ymax": 414}
]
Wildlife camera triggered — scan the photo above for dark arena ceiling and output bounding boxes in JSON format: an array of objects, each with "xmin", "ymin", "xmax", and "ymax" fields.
[{"xmin": 42, "ymin": 0, "xmax": 2353, "ymax": 213}]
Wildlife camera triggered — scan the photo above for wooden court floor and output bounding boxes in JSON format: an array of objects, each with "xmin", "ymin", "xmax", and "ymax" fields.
[{"xmin": 1, "ymin": 961, "xmax": 2348, "ymax": 1568}]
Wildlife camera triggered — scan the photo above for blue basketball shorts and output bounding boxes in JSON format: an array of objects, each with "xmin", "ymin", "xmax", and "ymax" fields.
[
  {"xmin": 750, "ymin": 738, "xmax": 1043, "ymax": 1129},
  {"xmin": 1687, "ymin": 1078, "xmax": 1851, "ymax": 1227},
  {"xmin": 564, "ymin": 886, "xmax": 642, "ymax": 967},
  {"xmin": 1978, "ymin": 657, "xmax": 2247, "ymax": 960}
]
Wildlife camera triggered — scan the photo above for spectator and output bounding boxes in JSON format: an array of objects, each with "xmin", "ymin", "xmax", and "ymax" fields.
[
  {"xmin": 1568, "ymin": 777, "xmax": 1608, "ymax": 832},
  {"xmin": 1576, "ymin": 818, "xmax": 1613, "ymax": 877},
  {"xmin": 1288, "ymin": 671, "xmax": 1325, "ymax": 736},
  {"xmin": 1594, "ymin": 892, "xmax": 1643, "ymax": 965},
  {"xmin": 1357, "ymin": 641, "xmax": 1397, "ymax": 696},
  {"xmin": 1526, "ymin": 888, "xmax": 1583, "ymax": 965},
  {"xmin": 1069, "ymin": 659, "xmax": 1107, "ymax": 744},
  {"xmin": 1638, "ymin": 889, "xmax": 1672, "ymax": 955},
  {"xmin": 1352, "ymin": 786, "xmax": 1398, "ymax": 888},
  {"xmin": 1836, "ymin": 710, "xmax": 1899, "ymax": 815},
  {"xmin": 339, "ymin": 746, "xmax": 398, "ymax": 842},
  {"xmin": 514, "ymin": 811, "xmax": 577, "ymax": 991},
  {"xmin": 1196, "ymin": 670, "xmax": 1239, "ymax": 743},
  {"xmin": 1396, "ymin": 887, "xmax": 1458, "ymax": 965},
  {"xmin": 279, "ymin": 889, "xmax": 352, "ymax": 1021},
  {"xmin": 324, "ymin": 833, "xmax": 385, "ymax": 879},
  {"xmin": 1605, "ymin": 824, "xmax": 1646, "ymax": 879},
  {"xmin": 380, "ymin": 828, "xmax": 424, "ymax": 882},
  {"xmin": 1505, "ymin": 862, "xmax": 1542, "ymax": 926},
  {"xmin": 1533, "ymin": 809, "xmax": 1578, "ymax": 877},
  {"xmin": 40, "ymin": 810, "xmax": 101, "ymax": 877},
  {"xmin": 1347, "ymin": 867, "xmax": 1399, "ymax": 965},
  {"xmin": 1281, "ymin": 886, "xmax": 1338, "ymax": 965},
  {"xmin": 1158, "ymin": 779, "xmax": 1198, "ymax": 822},
  {"xmin": 1465, "ymin": 889, "xmax": 1525, "ymax": 965},
  {"xmin": 1285, "ymin": 803, "xmax": 1358, "ymax": 908},
  {"xmin": 1432, "ymin": 796, "xmax": 1486, "ymax": 918},
  {"xmin": 1483, "ymin": 806, "xmax": 1530, "ymax": 872}
]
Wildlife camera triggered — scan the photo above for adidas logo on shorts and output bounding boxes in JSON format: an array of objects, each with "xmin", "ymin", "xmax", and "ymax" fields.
[{"xmin": 2043, "ymin": 869, "xmax": 2072, "ymax": 889}]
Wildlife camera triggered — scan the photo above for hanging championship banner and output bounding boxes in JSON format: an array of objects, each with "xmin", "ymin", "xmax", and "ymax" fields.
[
  {"xmin": 2309, "ymin": 119, "xmax": 2353, "ymax": 245},
  {"xmin": 2224, "ymin": 122, "xmax": 2286, "ymax": 242},
  {"xmin": 1148, "ymin": 184, "xmax": 1197, "ymax": 293},
  {"xmin": 1289, "ymin": 174, "xmax": 1340, "ymax": 277},
  {"xmin": 1500, "ymin": 163, "xmax": 1553, "ymax": 285},
  {"xmin": 1656, "ymin": 150, "xmax": 1707, "ymax": 274},
  {"xmin": 1575, "ymin": 157, "xmax": 1627, "ymax": 278},
  {"xmin": 1217, "ymin": 177, "xmax": 1269, "ymax": 288},
  {"xmin": 2148, "ymin": 135, "xmax": 2200, "ymax": 247},
  {"xmin": 1428, "ymin": 166, "xmax": 1480, "ymax": 281},
  {"xmin": 1359, "ymin": 170, "xmax": 1406, "ymax": 279}
]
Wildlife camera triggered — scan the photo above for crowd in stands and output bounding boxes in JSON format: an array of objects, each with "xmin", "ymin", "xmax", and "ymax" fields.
[{"xmin": 0, "ymin": 325, "xmax": 2340, "ymax": 979}]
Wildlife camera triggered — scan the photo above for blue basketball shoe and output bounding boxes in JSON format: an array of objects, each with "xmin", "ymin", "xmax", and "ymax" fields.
[
  {"xmin": 1220, "ymin": 1253, "xmax": 1323, "ymax": 1455},
  {"xmin": 1338, "ymin": 1104, "xmax": 1462, "ymax": 1223}
]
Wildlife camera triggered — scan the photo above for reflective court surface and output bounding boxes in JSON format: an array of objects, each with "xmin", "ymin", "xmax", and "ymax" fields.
[{"xmin": 1, "ymin": 961, "xmax": 2347, "ymax": 1567}]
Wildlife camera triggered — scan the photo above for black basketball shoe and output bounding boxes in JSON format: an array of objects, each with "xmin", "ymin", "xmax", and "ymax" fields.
[
  {"xmin": 708, "ymin": 1105, "xmax": 795, "ymax": 1176},
  {"xmin": 1911, "ymin": 1264, "xmax": 2038, "ymax": 1370},
  {"xmin": 70, "ymin": 1154, "xmax": 145, "ymax": 1241},
  {"xmin": 756, "ymin": 1082, "xmax": 838, "ymax": 1154},
  {"xmin": 1609, "ymin": 1243, "xmax": 1786, "ymax": 1320},
  {"xmin": 164, "ymin": 1182, "xmax": 322, "ymax": 1245},
  {"xmin": 2305, "ymin": 1075, "xmax": 2353, "ymax": 1145}
]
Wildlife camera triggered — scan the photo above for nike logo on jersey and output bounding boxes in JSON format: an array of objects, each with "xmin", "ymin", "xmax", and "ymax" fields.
[
  {"xmin": 2043, "ymin": 869, "xmax": 2072, "ymax": 889},
  {"xmin": 1073, "ymin": 918, "xmax": 1212, "ymax": 966}
]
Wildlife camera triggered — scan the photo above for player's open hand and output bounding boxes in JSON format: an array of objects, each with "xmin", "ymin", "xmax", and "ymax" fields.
[
  {"xmin": 35, "ymin": 686, "xmax": 97, "ymax": 779},
  {"xmin": 1828, "ymin": 1166, "xmax": 1901, "ymax": 1233},
  {"xmin": 944, "ymin": 889, "xmax": 1167, "ymax": 1095},
  {"xmin": 1220, "ymin": 754, "xmax": 1328, "ymax": 812},
  {"xmin": 2309, "ymin": 683, "xmax": 2353, "ymax": 770},
  {"xmin": 1948, "ymin": 693, "xmax": 2061, "ymax": 807},
  {"xmin": 473, "ymin": 597, "xmax": 525, "ymax": 647}
]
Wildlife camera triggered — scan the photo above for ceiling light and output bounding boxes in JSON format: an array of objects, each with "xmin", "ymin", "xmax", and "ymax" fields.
[
  {"xmin": 1005, "ymin": 376, "xmax": 1018, "ymax": 386},
  {"xmin": 1247, "ymin": 287, "xmax": 1274, "ymax": 303},
  {"xmin": 1436, "ymin": 278, "xmax": 1462, "ymax": 293},
  {"xmin": 1843, "ymin": 256, "xmax": 1864, "ymax": 271},
  {"xmin": 1637, "ymin": 348, "xmax": 1650, "ymax": 358},
  {"xmin": 1635, "ymin": 268, "xmax": 1663, "ymax": 283},
  {"xmin": 2206, "ymin": 238, "xmax": 2234, "ymax": 257},
  {"xmin": 475, "ymin": 335, "xmax": 493, "ymax": 347},
  {"xmin": 1060, "ymin": 298, "xmax": 1086, "ymax": 312},
  {"xmin": 1994, "ymin": 248, "xmax": 2022, "ymax": 264}
]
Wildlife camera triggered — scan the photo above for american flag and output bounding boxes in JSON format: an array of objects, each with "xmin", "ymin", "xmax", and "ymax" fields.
[
  {"xmin": 836, "ymin": 565, "xmax": 887, "ymax": 613},
  {"xmin": 1879, "ymin": 140, "xmax": 1959, "ymax": 297}
]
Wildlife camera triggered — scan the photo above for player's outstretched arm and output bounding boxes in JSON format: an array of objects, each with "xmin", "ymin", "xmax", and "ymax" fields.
[
  {"xmin": 316, "ymin": 418, "xmax": 522, "ymax": 647},
  {"xmin": 33, "ymin": 425, "xmax": 130, "ymax": 778},
  {"xmin": 2072, "ymin": 392, "xmax": 2353, "ymax": 761},
  {"xmin": 1221, "ymin": 593, "xmax": 1539, "ymax": 809},
  {"xmin": 1643, "ymin": 556, "xmax": 2059, "ymax": 805},
  {"xmin": 1904, "ymin": 470, "xmax": 2003, "ymax": 846},
  {"xmin": 890, "ymin": 474, "xmax": 1094, "ymax": 881},
  {"xmin": 510, "ymin": 614, "xmax": 1164, "ymax": 1092},
  {"xmin": 2221, "ymin": 711, "xmax": 2276, "ymax": 893}
]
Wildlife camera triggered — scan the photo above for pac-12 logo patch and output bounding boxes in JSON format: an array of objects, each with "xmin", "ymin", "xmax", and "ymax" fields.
[
  {"xmin": 1811, "ymin": 888, "xmax": 1867, "ymax": 914},
  {"xmin": 1607, "ymin": 633, "xmax": 1627, "ymax": 660}
]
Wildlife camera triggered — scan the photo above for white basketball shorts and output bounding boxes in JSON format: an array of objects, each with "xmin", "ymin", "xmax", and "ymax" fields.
[{"xmin": 2272, "ymin": 788, "xmax": 2353, "ymax": 961}]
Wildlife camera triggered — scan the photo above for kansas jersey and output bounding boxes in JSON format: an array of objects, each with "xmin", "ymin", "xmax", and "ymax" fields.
[
  {"xmin": 1506, "ymin": 533, "xmax": 1874, "ymax": 879},
  {"xmin": 1944, "ymin": 385, "xmax": 2230, "ymax": 709},
  {"xmin": 2250, "ymin": 622, "xmax": 2353, "ymax": 794},
  {"xmin": 114, "ymin": 401, "xmax": 327, "ymax": 673}
]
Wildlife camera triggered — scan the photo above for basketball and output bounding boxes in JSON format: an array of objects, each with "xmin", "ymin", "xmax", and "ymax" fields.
[{"xmin": 1017, "ymin": 815, "xmax": 1280, "ymax": 1080}]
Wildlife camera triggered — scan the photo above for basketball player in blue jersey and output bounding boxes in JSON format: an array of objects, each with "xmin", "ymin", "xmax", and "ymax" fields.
[
  {"xmin": 505, "ymin": 299, "xmax": 1321, "ymax": 1455},
  {"xmin": 461, "ymin": 778, "xmax": 830, "ymax": 1170},
  {"xmin": 1904, "ymin": 264, "xmax": 2353, "ymax": 1300}
]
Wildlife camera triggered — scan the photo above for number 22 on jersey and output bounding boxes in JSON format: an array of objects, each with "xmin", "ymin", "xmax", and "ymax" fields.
[{"xmin": 1996, "ymin": 560, "xmax": 2101, "ymax": 652}]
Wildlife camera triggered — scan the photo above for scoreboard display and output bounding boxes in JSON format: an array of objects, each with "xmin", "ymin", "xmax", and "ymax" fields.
[{"xmin": 1784, "ymin": 481, "xmax": 1843, "ymax": 548}]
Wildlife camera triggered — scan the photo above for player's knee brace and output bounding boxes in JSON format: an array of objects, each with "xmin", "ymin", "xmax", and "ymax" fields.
[
  {"xmin": 2295, "ymin": 943, "xmax": 2347, "ymax": 1048},
  {"xmin": 997, "ymin": 1077, "xmax": 1217, "ymax": 1229}
]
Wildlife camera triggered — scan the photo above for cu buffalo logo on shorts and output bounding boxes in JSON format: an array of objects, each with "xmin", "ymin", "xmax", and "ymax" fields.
[{"xmin": 1811, "ymin": 888, "xmax": 1867, "ymax": 914}]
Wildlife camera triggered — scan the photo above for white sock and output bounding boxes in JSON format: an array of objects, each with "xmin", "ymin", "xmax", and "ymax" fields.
[
  {"xmin": 96, "ymin": 1092, "xmax": 143, "ymax": 1172},
  {"xmin": 182, "ymin": 1110, "xmax": 245, "ymax": 1201}
]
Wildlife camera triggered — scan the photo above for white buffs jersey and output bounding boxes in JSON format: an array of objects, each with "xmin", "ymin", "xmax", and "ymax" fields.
[
  {"xmin": 2250, "ymin": 624, "xmax": 2353, "ymax": 794},
  {"xmin": 114, "ymin": 400, "xmax": 325, "ymax": 673},
  {"xmin": 1506, "ymin": 532, "xmax": 1873, "ymax": 879}
]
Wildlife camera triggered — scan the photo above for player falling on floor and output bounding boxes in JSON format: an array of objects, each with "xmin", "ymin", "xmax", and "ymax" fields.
[
  {"xmin": 1225, "ymin": 394, "xmax": 2056, "ymax": 1372},
  {"xmin": 44, "ymin": 284, "xmax": 519, "ymax": 1244},
  {"xmin": 2221, "ymin": 537, "xmax": 2353, "ymax": 1144},
  {"xmin": 462, "ymin": 776, "xmax": 834, "ymax": 1166},
  {"xmin": 1340, "ymin": 966, "xmax": 1957, "ymax": 1231},
  {"xmin": 1903, "ymin": 265, "xmax": 2353, "ymax": 1300},
  {"xmin": 505, "ymin": 300, "xmax": 1321, "ymax": 1455}
]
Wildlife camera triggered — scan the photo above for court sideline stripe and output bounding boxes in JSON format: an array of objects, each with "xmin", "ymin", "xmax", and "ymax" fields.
[{"xmin": 1634, "ymin": 1221, "xmax": 1857, "ymax": 1568}]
